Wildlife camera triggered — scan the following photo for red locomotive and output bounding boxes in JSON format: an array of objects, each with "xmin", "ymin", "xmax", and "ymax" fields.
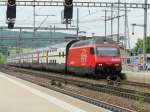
[
  {"xmin": 67, "ymin": 39, "xmax": 122, "ymax": 79},
  {"xmin": 8, "ymin": 38, "xmax": 122, "ymax": 80}
]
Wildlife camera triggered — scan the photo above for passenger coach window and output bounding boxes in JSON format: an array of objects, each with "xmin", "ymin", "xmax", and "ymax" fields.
[
  {"xmin": 59, "ymin": 52, "xmax": 61, "ymax": 57},
  {"xmin": 90, "ymin": 48, "xmax": 95, "ymax": 55},
  {"xmin": 62, "ymin": 52, "xmax": 65, "ymax": 57}
]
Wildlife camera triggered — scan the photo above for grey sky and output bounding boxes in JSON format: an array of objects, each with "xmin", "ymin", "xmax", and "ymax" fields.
[{"xmin": 0, "ymin": 0, "xmax": 150, "ymax": 48}]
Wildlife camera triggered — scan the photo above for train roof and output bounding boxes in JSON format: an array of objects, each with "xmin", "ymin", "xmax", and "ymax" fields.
[
  {"xmin": 71, "ymin": 37, "xmax": 118, "ymax": 48},
  {"xmin": 14, "ymin": 40, "xmax": 78, "ymax": 56}
]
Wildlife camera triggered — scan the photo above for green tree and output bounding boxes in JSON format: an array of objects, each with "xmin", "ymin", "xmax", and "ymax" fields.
[{"xmin": 134, "ymin": 36, "xmax": 150, "ymax": 53}]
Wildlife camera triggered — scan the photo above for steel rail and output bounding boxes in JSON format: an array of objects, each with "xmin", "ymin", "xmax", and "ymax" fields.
[
  {"xmin": 1, "ymin": 67, "xmax": 135, "ymax": 112},
  {"xmin": 4, "ymin": 66, "xmax": 150, "ymax": 103},
  {"xmin": 24, "ymin": 77, "xmax": 136, "ymax": 112}
]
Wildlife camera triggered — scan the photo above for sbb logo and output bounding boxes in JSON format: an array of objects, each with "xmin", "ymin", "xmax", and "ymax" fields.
[{"xmin": 81, "ymin": 49, "xmax": 87, "ymax": 65}]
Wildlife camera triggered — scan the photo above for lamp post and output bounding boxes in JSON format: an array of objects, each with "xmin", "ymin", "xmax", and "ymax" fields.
[
  {"xmin": 131, "ymin": 0, "xmax": 147, "ymax": 70},
  {"xmin": 33, "ymin": 0, "xmax": 35, "ymax": 37},
  {"xmin": 143, "ymin": 0, "xmax": 147, "ymax": 69}
]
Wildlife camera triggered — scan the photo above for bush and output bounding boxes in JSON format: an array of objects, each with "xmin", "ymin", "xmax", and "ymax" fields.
[{"xmin": 0, "ymin": 53, "xmax": 6, "ymax": 64}]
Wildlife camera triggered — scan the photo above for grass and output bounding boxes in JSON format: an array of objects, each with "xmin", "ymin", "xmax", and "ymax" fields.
[
  {"xmin": 0, "ymin": 53, "xmax": 6, "ymax": 64},
  {"xmin": 135, "ymin": 91, "xmax": 145, "ymax": 111}
]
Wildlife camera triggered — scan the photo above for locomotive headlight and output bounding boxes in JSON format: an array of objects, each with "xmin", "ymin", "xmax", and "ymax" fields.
[
  {"xmin": 115, "ymin": 64, "xmax": 120, "ymax": 66},
  {"xmin": 98, "ymin": 64, "xmax": 102, "ymax": 66}
]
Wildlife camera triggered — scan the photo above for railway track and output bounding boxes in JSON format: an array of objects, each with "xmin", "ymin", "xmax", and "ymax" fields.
[
  {"xmin": 4, "ymin": 66, "xmax": 150, "ymax": 103},
  {"xmin": 0, "ymin": 66, "xmax": 135, "ymax": 112}
]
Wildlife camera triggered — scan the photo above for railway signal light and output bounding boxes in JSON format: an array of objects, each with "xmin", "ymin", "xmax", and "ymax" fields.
[
  {"xmin": 6, "ymin": 0, "xmax": 16, "ymax": 29},
  {"xmin": 64, "ymin": 0, "xmax": 73, "ymax": 22}
]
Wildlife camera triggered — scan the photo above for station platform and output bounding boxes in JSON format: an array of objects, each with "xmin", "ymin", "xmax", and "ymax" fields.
[
  {"xmin": 123, "ymin": 71, "xmax": 150, "ymax": 84},
  {"xmin": 0, "ymin": 72, "xmax": 110, "ymax": 112}
]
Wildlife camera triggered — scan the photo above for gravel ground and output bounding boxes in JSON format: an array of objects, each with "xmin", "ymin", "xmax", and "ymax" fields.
[
  {"xmin": 64, "ymin": 85, "xmax": 150, "ymax": 112},
  {"xmin": 120, "ymin": 84, "xmax": 150, "ymax": 93},
  {"xmin": 0, "ymin": 66, "xmax": 150, "ymax": 112},
  {"xmin": 7, "ymin": 66, "xmax": 150, "ymax": 93}
]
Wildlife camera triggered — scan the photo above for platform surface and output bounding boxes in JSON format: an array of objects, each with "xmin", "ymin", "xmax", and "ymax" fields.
[
  {"xmin": 123, "ymin": 71, "xmax": 150, "ymax": 84},
  {"xmin": 0, "ymin": 72, "xmax": 110, "ymax": 112}
]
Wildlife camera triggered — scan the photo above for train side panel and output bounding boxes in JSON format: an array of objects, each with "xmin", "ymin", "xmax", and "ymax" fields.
[
  {"xmin": 67, "ymin": 46, "xmax": 96, "ymax": 75},
  {"xmin": 45, "ymin": 48, "xmax": 66, "ymax": 72}
]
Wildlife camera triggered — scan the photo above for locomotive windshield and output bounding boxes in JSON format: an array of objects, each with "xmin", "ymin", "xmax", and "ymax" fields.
[{"xmin": 96, "ymin": 47, "xmax": 119, "ymax": 56}]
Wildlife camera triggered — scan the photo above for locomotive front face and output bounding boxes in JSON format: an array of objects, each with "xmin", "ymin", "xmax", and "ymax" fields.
[{"xmin": 95, "ymin": 46, "xmax": 122, "ymax": 73}]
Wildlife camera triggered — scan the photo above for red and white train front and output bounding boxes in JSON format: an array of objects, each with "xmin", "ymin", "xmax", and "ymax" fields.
[{"xmin": 95, "ymin": 45, "xmax": 122, "ymax": 77}]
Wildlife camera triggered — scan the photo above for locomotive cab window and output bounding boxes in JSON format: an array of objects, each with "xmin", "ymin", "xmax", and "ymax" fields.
[{"xmin": 96, "ymin": 47, "xmax": 120, "ymax": 56}]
